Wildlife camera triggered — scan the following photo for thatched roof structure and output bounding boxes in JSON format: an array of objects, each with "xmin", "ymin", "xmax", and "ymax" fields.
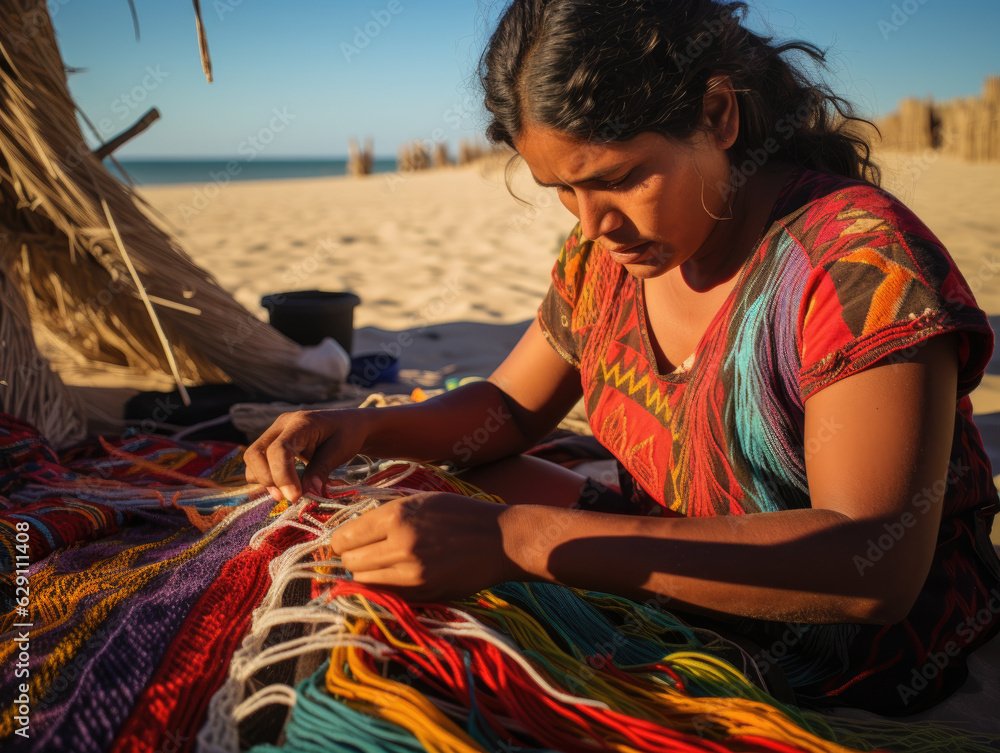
[{"xmin": 0, "ymin": 0, "xmax": 342, "ymax": 446}]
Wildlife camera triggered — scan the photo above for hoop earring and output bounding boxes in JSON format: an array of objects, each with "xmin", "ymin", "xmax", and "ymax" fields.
[{"xmin": 694, "ymin": 160, "xmax": 734, "ymax": 221}]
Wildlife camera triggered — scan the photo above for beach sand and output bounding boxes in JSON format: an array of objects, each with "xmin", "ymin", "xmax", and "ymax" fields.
[
  {"xmin": 132, "ymin": 152, "xmax": 1000, "ymax": 393},
  {"xmin": 64, "ymin": 152, "xmax": 1000, "ymax": 544},
  {"xmin": 136, "ymin": 158, "xmax": 569, "ymax": 382}
]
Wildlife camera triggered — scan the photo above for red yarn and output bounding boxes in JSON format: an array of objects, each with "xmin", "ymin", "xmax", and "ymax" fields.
[{"xmin": 330, "ymin": 581, "xmax": 745, "ymax": 753}]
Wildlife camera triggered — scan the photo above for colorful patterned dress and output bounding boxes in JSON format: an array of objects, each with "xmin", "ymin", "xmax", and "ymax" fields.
[{"xmin": 537, "ymin": 168, "xmax": 1000, "ymax": 715}]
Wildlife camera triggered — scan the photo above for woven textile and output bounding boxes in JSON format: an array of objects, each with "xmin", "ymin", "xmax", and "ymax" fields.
[{"xmin": 1, "ymin": 414, "xmax": 995, "ymax": 752}]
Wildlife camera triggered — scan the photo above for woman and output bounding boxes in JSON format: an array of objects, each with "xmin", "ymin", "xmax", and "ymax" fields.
[{"xmin": 245, "ymin": 0, "xmax": 1000, "ymax": 716}]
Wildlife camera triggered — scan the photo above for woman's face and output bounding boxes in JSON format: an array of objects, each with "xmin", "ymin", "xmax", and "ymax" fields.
[{"xmin": 514, "ymin": 123, "xmax": 733, "ymax": 279}]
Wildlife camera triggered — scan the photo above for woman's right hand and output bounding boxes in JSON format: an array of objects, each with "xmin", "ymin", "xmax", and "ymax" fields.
[{"xmin": 243, "ymin": 409, "xmax": 372, "ymax": 501}]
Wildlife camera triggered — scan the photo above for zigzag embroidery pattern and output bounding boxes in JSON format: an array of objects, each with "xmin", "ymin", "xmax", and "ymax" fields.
[{"xmin": 596, "ymin": 356, "xmax": 673, "ymax": 423}]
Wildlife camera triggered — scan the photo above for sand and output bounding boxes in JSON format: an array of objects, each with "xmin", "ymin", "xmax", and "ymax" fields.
[
  {"xmin": 134, "ymin": 158, "xmax": 568, "ymax": 382},
  {"xmin": 131, "ymin": 151, "xmax": 1000, "ymax": 401}
]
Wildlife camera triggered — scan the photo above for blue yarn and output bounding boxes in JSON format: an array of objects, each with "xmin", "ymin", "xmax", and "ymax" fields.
[
  {"xmin": 722, "ymin": 234, "xmax": 811, "ymax": 511},
  {"xmin": 247, "ymin": 663, "xmax": 425, "ymax": 753},
  {"xmin": 490, "ymin": 582, "xmax": 698, "ymax": 667}
]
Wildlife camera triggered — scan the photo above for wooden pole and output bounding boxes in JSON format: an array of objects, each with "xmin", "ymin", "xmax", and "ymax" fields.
[{"xmin": 93, "ymin": 108, "xmax": 160, "ymax": 160}]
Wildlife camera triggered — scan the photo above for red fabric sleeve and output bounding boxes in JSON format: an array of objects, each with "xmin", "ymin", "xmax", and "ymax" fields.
[{"xmin": 797, "ymin": 188, "xmax": 993, "ymax": 401}]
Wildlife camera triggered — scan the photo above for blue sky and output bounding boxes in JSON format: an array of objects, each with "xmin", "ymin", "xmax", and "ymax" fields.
[{"xmin": 52, "ymin": 0, "xmax": 1000, "ymax": 158}]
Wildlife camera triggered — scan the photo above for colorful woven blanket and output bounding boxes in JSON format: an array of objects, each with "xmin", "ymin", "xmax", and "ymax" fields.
[{"xmin": 0, "ymin": 413, "xmax": 993, "ymax": 752}]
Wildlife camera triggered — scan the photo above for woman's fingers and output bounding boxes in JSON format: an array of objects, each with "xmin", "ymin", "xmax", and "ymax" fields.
[
  {"xmin": 244, "ymin": 417, "xmax": 311, "ymax": 500},
  {"xmin": 350, "ymin": 568, "xmax": 412, "ymax": 586},
  {"xmin": 329, "ymin": 505, "xmax": 396, "ymax": 554},
  {"xmin": 266, "ymin": 435, "xmax": 308, "ymax": 501},
  {"xmin": 243, "ymin": 427, "xmax": 281, "ymax": 488},
  {"xmin": 245, "ymin": 409, "xmax": 366, "ymax": 501},
  {"xmin": 339, "ymin": 538, "xmax": 400, "ymax": 574},
  {"xmin": 301, "ymin": 439, "xmax": 352, "ymax": 496}
]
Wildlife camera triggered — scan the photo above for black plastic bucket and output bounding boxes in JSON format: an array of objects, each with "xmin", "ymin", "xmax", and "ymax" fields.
[{"xmin": 261, "ymin": 290, "xmax": 362, "ymax": 353}]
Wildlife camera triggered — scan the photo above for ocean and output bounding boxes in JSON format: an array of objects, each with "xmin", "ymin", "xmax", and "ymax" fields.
[{"xmin": 109, "ymin": 158, "xmax": 399, "ymax": 186}]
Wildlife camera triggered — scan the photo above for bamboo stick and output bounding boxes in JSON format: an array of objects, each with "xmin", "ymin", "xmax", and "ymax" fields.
[
  {"xmin": 101, "ymin": 197, "xmax": 191, "ymax": 406},
  {"xmin": 192, "ymin": 0, "xmax": 213, "ymax": 83},
  {"xmin": 93, "ymin": 108, "xmax": 161, "ymax": 160}
]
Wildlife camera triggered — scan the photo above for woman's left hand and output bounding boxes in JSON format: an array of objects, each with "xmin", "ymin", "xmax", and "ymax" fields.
[{"xmin": 328, "ymin": 492, "xmax": 515, "ymax": 601}]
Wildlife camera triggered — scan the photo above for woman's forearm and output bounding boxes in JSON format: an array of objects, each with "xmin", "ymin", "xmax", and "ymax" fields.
[
  {"xmin": 361, "ymin": 380, "xmax": 533, "ymax": 466},
  {"xmin": 499, "ymin": 504, "xmax": 932, "ymax": 625}
]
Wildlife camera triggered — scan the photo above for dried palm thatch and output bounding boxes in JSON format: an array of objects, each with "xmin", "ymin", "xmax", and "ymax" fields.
[
  {"xmin": 0, "ymin": 0, "xmax": 342, "ymax": 446},
  {"xmin": 0, "ymin": 266, "xmax": 86, "ymax": 445},
  {"xmin": 876, "ymin": 76, "xmax": 1000, "ymax": 162}
]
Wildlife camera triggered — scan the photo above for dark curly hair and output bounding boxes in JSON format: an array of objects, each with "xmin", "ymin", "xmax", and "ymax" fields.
[{"xmin": 480, "ymin": 0, "xmax": 879, "ymax": 186}]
